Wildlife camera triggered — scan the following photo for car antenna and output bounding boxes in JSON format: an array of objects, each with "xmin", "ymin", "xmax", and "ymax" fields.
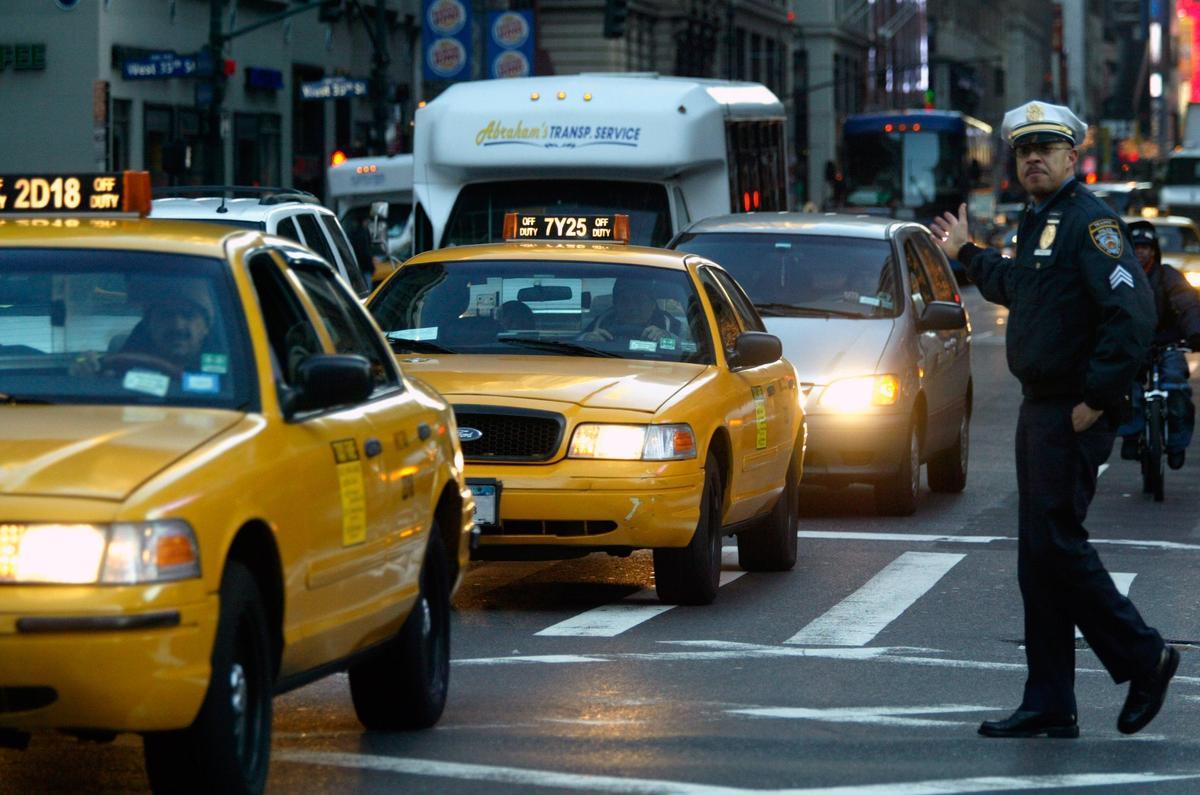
[{"xmin": 217, "ymin": 189, "xmax": 228, "ymax": 214}]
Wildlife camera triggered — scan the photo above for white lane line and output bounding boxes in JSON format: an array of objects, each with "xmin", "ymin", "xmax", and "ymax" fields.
[
  {"xmin": 784, "ymin": 552, "xmax": 965, "ymax": 646},
  {"xmin": 798, "ymin": 530, "xmax": 1200, "ymax": 552},
  {"xmin": 730, "ymin": 704, "xmax": 995, "ymax": 728},
  {"xmin": 274, "ymin": 751, "xmax": 1200, "ymax": 794},
  {"xmin": 1098, "ymin": 463, "xmax": 1110, "ymax": 477},
  {"xmin": 534, "ymin": 550, "xmax": 744, "ymax": 638},
  {"xmin": 1075, "ymin": 572, "xmax": 1134, "ymax": 639}
]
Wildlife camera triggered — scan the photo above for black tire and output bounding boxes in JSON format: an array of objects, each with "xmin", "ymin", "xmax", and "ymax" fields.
[
  {"xmin": 1145, "ymin": 399, "xmax": 1165, "ymax": 503},
  {"xmin": 143, "ymin": 561, "xmax": 273, "ymax": 795},
  {"xmin": 737, "ymin": 446, "xmax": 799, "ymax": 572},
  {"xmin": 654, "ymin": 451, "xmax": 723, "ymax": 605},
  {"xmin": 349, "ymin": 531, "xmax": 451, "ymax": 730},
  {"xmin": 875, "ymin": 421, "xmax": 920, "ymax": 516},
  {"xmin": 927, "ymin": 413, "xmax": 969, "ymax": 493}
]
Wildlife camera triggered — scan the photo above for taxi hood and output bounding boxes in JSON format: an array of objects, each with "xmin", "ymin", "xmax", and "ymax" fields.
[
  {"xmin": 0, "ymin": 406, "xmax": 243, "ymax": 501},
  {"xmin": 398, "ymin": 355, "xmax": 704, "ymax": 413},
  {"xmin": 764, "ymin": 317, "xmax": 895, "ymax": 385}
]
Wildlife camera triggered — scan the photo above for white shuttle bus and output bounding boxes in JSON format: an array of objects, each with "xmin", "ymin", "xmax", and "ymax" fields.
[
  {"xmin": 411, "ymin": 73, "xmax": 788, "ymax": 252},
  {"xmin": 327, "ymin": 153, "xmax": 415, "ymax": 256}
]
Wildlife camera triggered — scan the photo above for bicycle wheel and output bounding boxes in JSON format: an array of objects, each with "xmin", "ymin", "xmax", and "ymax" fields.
[{"xmin": 1144, "ymin": 398, "xmax": 1165, "ymax": 502}]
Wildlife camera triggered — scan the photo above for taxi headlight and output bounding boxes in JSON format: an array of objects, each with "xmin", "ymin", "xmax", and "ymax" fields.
[
  {"xmin": 0, "ymin": 520, "xmax": 200, "ymax": 585},
  {"xmin": 818, "ymin": 375, "xmax": 900, "ymax": 412},
  {"xmin": 568, "ymin": 423, "xmax": 697, "ymax": 461},
  {"xmin": 1185, "ymin": 271, "xmax": 1200, "ymax": 288}
]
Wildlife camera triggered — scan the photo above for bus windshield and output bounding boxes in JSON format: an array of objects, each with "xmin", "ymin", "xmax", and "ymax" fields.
[
  {"xmin": 844, "ymin": 130, "xmax": 965, "ymax": 213},
  {"xmin": 442, "ymin": 180, "xmax": 672, "ymax": 248}
]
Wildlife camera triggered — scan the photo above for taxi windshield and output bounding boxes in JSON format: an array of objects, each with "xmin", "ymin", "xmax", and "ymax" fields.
[
  {"xmin": 0, "ymin": 249, "xmax": 254, "ymax": 410},
  {"xmin": 369, "ymin": 260, "xmax": 714, "ymax": 364},
  {"xmin": 672, "ymin": 233, "xmax": 901, "ymax": 319}
]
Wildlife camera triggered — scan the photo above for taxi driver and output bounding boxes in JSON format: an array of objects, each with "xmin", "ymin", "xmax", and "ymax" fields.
[{"xmin": 581, "ymin": 277, "xmax": 677, "ymax": 345}]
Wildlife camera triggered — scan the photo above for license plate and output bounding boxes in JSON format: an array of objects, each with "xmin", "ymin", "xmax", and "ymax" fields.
[{"xmin": 468, "ymin": 481, "xmax": 499, "ymax": 527}]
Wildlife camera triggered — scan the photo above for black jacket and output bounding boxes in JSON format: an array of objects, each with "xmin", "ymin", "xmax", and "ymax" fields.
[
  {"xmin": 1145, "ymin": 258, "xmax": 1200, "ymax": 346},
  {"xmin": 959, "ymin": 181, "xmax": 1156, "ymax": 411}
]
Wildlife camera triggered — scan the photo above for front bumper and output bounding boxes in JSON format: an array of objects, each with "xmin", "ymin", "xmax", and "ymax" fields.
[
  {"xmin": 801, "ymin": 410, "xmax": 909, "ymax": 484},
  {"xmin": 467, "ymin": 459, "xmax": 705, "ymax": 555},
  {"xmin": 0, "ymin": 584, "xmax": 219, "ymax": 732}
]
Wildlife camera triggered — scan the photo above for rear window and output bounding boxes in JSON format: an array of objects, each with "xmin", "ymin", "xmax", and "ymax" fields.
[
  {"xmin": 1166, "ymin": 158, "xmax": 1200, "ymax": 186},
  {"xmin": 672, "ymin": 232, "xmax": 900, "ymax": 319}
]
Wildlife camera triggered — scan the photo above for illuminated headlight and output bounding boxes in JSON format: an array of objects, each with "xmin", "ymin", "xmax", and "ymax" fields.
[
  {"xmin": 568, "ymin": 423, "xmax": 697, "ymax": 461},
  {"xmin": 1185, "ymin": 271, "xmax": 1200, "ymax": 288},
  {"xmin": 0, "ymin": 521, "xmax": 200, "ymax": 585},
  {"xmin": 818, "ymin": 375, "xmax": 900, "ymax": 412}
]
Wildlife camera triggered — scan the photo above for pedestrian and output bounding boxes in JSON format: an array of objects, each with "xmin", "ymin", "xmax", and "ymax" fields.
[{"xmin": 930, "ymin": 101, "xmax": 1179, "ymax": 739}]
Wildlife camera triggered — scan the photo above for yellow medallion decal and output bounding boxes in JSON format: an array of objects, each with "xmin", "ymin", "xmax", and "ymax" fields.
[
  {"xmin": 331, "ymin": 439, "xmax": 367, "ymax": 546},
  {"xmin": 752, "ymin": 386, "xmax": 768, "ymax": 450}
]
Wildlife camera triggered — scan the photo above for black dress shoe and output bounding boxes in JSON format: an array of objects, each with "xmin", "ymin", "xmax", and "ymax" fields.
[
  {"xmin": 1118, "ymin": 644, "xmax": 1180, "ymax": 734},
  {"xmin": 978, "ymin": 709, "xmax": 1079, "ymax": 738}
]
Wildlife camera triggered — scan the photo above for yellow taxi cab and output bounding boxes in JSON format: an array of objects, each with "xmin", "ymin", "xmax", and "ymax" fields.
[
  {"xmin": 0, "ymin": 172, "xmax": 473, "ymax": 793},
  {"xmin": 367, "ymin": 213, "xmax": 805, "ymax": 605},
  {"xmin": 1123, "ymin": 213, "xmax": 1200, "ymax": 289}
]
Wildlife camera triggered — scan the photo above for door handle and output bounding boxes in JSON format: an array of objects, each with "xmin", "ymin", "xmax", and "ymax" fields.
[{"xmin": 364, "ymin": 438, "xmax": 383, "ymax": 458}]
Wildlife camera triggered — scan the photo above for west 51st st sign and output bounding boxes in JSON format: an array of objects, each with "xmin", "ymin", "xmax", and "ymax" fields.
[{"xmin": 0, "ymin": 44, "xmax": 46, "ymax": 72}]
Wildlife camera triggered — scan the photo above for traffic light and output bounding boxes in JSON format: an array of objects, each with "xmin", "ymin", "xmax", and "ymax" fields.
[
  {"xmin": 923, "ymin": 88, "xmax": 935, "ymax": 109},
  {"xmin": 603, "ymin": 0, "xmax": 628, "ymax": 39},
  {"xmin": 318, "ymin": 0, "xmax": 347, "ymax": 23}
]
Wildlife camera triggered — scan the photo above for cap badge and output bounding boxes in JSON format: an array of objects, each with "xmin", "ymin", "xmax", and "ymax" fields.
[{"xmin": 1026, "ymin": 103, "xmax": 1044, "ymax": 121}]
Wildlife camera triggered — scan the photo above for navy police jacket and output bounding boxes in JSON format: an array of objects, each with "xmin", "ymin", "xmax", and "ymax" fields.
[{"xmin": 959, "ymin": 181, "xmax": 1155, "ymax": 411}]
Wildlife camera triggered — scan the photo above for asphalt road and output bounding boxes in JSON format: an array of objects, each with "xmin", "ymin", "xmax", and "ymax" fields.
[{"xmin": 5, "ymin": 288, "xmax": 1200, "ymax": 794}]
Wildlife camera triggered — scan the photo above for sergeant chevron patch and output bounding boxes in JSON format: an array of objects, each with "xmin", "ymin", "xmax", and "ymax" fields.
[
  {"xmin": 1109, "ymin": 264, "xmax": 1135, "ymax": 290},
  {"xmin": 1089, "ymin": 218, "xmax": 1124, "ymax": 258}
]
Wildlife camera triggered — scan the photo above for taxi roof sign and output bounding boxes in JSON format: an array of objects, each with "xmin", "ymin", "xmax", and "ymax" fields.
[
  {"xmin": 0, "ymin": 171, "xmax": 152, "ymax": 217},
  {"xmin": 502, "ymin": 212, "xmax": 629, "ymax": 244}
]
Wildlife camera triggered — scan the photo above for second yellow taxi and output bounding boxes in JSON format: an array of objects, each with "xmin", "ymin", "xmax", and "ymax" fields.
[{"xmin": 368, "ymin": 213, "xmax": 805, "ymax": 604}]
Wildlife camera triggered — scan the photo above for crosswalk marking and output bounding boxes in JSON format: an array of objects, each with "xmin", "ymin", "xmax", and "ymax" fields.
[
  {"xmin": 785, "ymin": 552, "xmax": 965, "ymax": 646},
  {"xmin": 1074, "ymin": 572, "xmax": 1134, "ymax": 640},
  {"xmin": 535, "ymin": 549, "xmax": 744, "ymax": 638}
]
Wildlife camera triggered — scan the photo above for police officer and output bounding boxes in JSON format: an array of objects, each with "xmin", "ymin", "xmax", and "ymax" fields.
[{"xmin": 931, "ymin": 101, "xmax": 1179, "ymax": 738}]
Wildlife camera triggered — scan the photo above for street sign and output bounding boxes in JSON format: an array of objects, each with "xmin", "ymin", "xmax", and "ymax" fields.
[
  {"xmin": 121, "ymin": 51, "xmax": 198, "ymax": 81},
  {"xmin": 300, "ymin": 76, "xmax": 368, "ymax": 100}
]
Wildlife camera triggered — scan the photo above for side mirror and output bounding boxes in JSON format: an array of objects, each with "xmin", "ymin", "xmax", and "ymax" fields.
[
  {"xmin": 916, "ymin": 300, "xmax": 967, "ymax": 332},
  {"xmin": 369, "ymin": 201, "xmax": 389, "ymax": 245},
  {"xmin": 730, "ymin": 331, "xmax": 782, "ymax": 369},
  {"xmin": 285, "ymin": 354, "xmax": 373, "ymax": 415}
]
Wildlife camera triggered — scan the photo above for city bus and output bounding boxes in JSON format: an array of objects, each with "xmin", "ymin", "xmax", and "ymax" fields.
[
  {"xmin": 841, "ymin": 110, "xmax": 994, "ymax": 227},
  {"xmin": 326, "ymin": 153, "xmax": 414, "ymax": 258},
  {"xmin": 411, "ymin": 73, "xmax": 788, "ymax": 252}
]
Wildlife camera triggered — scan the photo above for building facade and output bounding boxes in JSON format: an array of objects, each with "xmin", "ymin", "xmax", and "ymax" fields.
[{"xmin": 0, "ymin": 0, "xmax": 420, "ymax": 199}]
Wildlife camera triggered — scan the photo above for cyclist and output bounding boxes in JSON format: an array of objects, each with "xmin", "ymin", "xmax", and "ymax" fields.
[{"xmin": 1119, "ymin": 220, "xmax": 1200, "ymax": 469}]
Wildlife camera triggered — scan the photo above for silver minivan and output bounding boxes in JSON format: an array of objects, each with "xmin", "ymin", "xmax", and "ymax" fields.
[{"xmin": 671, "ymin": 213, "xmax": 972, "ymax": 515}]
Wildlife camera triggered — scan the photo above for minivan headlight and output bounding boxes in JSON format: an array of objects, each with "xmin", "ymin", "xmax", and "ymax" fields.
[
  {"xmin": 818, "ymin": 375, "xmax": 900, "ymax": 412},
  {"xmin": 0, "ymin": 520, "xmax": 201, "ymax": 585},
  {"xmin": 568, "ymin": 423, "xmax": 697, "ymax": 461}
]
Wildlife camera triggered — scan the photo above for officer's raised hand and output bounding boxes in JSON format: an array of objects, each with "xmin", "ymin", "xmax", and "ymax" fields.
[{"xmin": 930, "ymin": 203, "xmax": 969, "ymax": 259}]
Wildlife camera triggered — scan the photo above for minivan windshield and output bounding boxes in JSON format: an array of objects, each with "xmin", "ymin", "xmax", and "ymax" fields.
[
  {"xmin": 442, "ymin": 180, "xmax": 672, "ymax": 247},
  {"xmin": 368, "ymin": 260, "xmax": 713, "ymax": 364},
  {"xmin": 671, "ymin": 233, "xmax": 900, "ymax": 319},
  {"xmin": 0, "ymin": 249, "xmax": 254, "ymax": 409}
]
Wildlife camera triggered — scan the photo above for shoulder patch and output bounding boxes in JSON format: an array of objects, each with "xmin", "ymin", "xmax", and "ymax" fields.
[{"xmin": 1088, "ymin": 218, "xmax": 1123, "ymax": 258}]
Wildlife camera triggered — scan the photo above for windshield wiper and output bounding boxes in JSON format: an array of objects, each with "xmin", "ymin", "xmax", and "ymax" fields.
[
  {"xmin": 498, "ymin": 337, "xmax": 620, "ymax": 358},
  {"xmin": 754, "ymin": 303, "xmax": 868, "ymax": 319},
  {"xmin": 387, "ymin": 337, "xmax": 455, "ymax": 354},
  {"xmin": 0, "ymin": 392, "xmax": 54, "ymax": 405}
]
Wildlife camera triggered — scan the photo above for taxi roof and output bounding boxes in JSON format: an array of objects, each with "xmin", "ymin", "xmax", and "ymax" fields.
[
  {"xmin": 0, "ymin": 217, "xmax": 258, "ymax": 258},
  {"xmin": 405, "ymin": 241, "xmax": 695, "ymax": 271},
  {"xmin": 1123, "ymin": 214, "xmax": 1199, "ymax": 228}
]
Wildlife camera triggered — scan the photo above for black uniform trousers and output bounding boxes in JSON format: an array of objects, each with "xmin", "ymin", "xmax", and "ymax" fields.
[{"xmin": 1015, "ymin": 397, "xmax": 1164, "ymax": 714}]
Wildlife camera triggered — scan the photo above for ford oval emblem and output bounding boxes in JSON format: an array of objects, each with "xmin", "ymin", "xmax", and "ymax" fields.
[{"xmin": 458, "ymin": 427, "xmax": 483, "ymax": 442}]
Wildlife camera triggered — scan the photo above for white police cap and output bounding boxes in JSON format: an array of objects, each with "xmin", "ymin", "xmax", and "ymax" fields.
[{"xmin": 1001, "ymin": 101, "xmax": 1087, "ymax": 148}]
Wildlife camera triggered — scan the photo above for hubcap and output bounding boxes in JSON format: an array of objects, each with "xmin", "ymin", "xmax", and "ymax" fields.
[{"xmin": 230, "ymin": 661, "xmax": 247, "ymax": 750}]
